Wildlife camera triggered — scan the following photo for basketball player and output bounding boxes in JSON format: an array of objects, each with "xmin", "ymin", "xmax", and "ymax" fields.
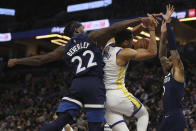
[
  {"xmin": 159, "ymin": 5, "xmax": 186, "ymax": 131},
  {"xmin": 8, "ymin": 16, "xmax": 158, "ymax": 131},
  {"xmin": 102, "ymin": 18, "xmax": 157, "ymax": 130}
]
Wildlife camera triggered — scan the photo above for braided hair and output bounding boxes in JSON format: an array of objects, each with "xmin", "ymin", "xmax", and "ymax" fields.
[{"xmin": 63, "ymin": 21, "xmax": 82, "ymax": 37}]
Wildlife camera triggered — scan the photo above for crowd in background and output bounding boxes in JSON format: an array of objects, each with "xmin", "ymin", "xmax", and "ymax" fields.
[{"xmin": 0, "ymin": 59, "xmax": 195, "ymax": 131}]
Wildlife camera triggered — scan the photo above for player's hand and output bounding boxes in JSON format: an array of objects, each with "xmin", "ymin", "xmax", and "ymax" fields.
[
  {"xmin": 8, "ymin": 59, "xmax": 17, "ymax": 68},
  {"xmin": 161, "ymin": 4, "xmax": 175, "ymax": 23},
  {"xmin": 161, "ymin": 20, "xmax": 167, "ymax": 33},
  {"xmin": 141, "ymin": 13, "xmax": 160, "ymax": 30}
]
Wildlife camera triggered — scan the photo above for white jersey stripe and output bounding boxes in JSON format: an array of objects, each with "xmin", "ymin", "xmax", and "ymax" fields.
[
  {"xmin": 84, "ymin": 104, "xmax": 105, "ymax": 108},
  {"xmin": 62, "ymin": 97, "xmax": 83, "ymax": 107},
  {"xmin": 116, "ymin": 67, "xmax": 141, "ymax": 109}
]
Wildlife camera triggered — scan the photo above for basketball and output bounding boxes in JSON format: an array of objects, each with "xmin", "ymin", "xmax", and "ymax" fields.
[{"xmin": 134, "ymin": 38, "xmax": 149, "ymax": 49}]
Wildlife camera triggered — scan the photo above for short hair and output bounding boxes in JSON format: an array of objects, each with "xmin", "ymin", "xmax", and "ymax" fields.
[
  {"xmin": 114, "ymin": 29, "xmax": 133, "ymax": 46},
  {"xmin": 64, "ymin": 21, "xmax": 82, "ymax": 37}
]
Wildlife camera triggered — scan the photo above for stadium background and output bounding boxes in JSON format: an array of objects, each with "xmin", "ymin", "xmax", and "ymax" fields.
[{"xmin": 0, "ymin": 0, "xmax": 195, "ymax": 130}]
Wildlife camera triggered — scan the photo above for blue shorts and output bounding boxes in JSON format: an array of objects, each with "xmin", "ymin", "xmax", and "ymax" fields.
[
  {"xmin": 56, "ymin": 76, "xmax": 106, "ymax": 122},
  {"xmin": 160, "ymin": 111, "xmax": 186, "ymax": 131}
]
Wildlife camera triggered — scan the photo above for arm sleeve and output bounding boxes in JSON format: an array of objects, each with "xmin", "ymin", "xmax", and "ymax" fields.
[{"xmin": 166, "ymin": 23, "xmax": 177, "ymax": 50}]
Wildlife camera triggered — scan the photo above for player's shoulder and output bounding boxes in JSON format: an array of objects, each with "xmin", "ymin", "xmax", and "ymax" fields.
[{"xmin": 103, "ymin": 42, "xmax": 117, "ymax": 54}]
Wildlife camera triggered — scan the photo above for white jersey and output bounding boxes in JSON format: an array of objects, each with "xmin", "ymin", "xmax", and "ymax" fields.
[
  {"xmin": 102, "ymin": 43, "xmax": 148, "ymax": 131},
  {"xmin": 103, "ymin": 43, "xmax": 129, "ymax": 90}
]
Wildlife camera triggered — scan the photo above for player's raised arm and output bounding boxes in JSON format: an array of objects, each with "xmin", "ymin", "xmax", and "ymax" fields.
[
  {"xmin": 166, "ymin": 22, "xmax": 184, "ymax": 78},
  {"xmin": 162, "ymin": 4, "xmax": 184, "ymax": 81},
  {"xmin": 159, "ymin": 21, "xmax": 167, "ymax": 59},
  {"xmin": 8, "ymin": 46, "xmax": 64, "ymax": 67},
  {"xmin": 159, "ymin": 21, "xmax": 168, "ymax": 75},
  {"xmin": 88, "ymin": 14, "xmax": 159, "ymax": 48}
]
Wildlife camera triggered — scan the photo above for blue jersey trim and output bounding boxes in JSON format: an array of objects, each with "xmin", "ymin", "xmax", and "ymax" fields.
[
  {"xmin": 130, "ymin": 104, "xmax": 142, "ymax": 117},
  {"xmin": 116, "ymin": 49, "xmax": 122, "ymax": 56},
  {"xmin": 110, "ymin": 120, "xmax": 126, "ymax": 128}
]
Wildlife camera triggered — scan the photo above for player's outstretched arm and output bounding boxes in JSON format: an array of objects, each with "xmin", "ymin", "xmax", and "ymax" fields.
[
  {"xmin": 8, "ymin": 46, "xmax": 64, "ymax": 67},
  {"xmin": 88, "ymin": 14, "xmax": 159, "ymax": 48},
  {"xmin": 159, "ymin": 21, "xmax": 168, "ymax": 75},
  {"xmin": 162, "ymin": 4, "xmax": 184, "ymax": 81},
  {"xmin": 166, "ymin": 23, "xmax": 184, "ymax": 80}
]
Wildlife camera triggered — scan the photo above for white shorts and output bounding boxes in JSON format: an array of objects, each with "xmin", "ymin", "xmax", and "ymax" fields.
[{"xmin": 105, "ymin": 89, "xmax": 142, "ymax": 126}]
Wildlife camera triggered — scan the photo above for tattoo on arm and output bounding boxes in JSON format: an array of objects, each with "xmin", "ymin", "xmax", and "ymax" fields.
[{"xmin": 170, "ymin": 50, "xmax": 184, "ymax": 71}]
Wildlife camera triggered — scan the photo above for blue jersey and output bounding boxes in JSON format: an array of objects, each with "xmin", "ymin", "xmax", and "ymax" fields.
[
  {"xmin": 163, "ymin": 73, "xmax": 184, "ymax": 113},
  {"xmin": 64, "ymin": 33, "xmax": 104, "ymax": 79}
]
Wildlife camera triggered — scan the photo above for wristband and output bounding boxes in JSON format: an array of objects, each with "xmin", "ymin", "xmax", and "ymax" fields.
[{"xmin": 166, "ymin": 23, "xmax": 177, "ymax": 50}]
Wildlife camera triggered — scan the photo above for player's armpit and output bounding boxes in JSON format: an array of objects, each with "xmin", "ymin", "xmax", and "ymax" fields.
[
  {"xmin": 170, "ymin": 50, "xmax": 184, "ymax": 82},
  {"xmin": 170, "ymin": 50, "xmax": 184, "ymax": 72},
  {"xmin": 173, "ymin": 66, "xmax": 184, "ymax": 83}
]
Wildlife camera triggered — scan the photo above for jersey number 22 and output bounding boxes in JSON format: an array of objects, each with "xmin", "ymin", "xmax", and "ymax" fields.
[{"xmin": 71, "ymin": 50, "xmax": 97, "ymax": 74}]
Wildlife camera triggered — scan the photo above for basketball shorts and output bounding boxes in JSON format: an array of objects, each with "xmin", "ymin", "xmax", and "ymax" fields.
[
  {"xmin": 160, "ymin": 110, "xmax": 186, "ymax": 131},
  {"xmin": 56, "ymin": 76, "xmax": 106, "ymax": 122},
  {"xmin": 105, "ymin": 89, "xmax": 142, "ymax": 127}
]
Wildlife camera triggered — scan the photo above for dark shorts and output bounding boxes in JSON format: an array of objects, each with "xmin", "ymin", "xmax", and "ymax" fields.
[
  {"xmin": 56, "ymin": 76, "xmax": 106, "ymax": 122},
  {"xmin": 160, "ymin": 111, "xmax": 186, "ymax": 131}
]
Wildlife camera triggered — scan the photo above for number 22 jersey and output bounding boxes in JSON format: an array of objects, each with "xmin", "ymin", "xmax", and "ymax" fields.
[{"xmin": 64, "ymin": 33, "xmax": 105, "ymax": 79}]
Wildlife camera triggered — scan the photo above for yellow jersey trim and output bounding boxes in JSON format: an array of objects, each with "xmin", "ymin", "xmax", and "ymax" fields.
[{"xmin": 116, "ymin": 67, "xmax": 141, "ymax": 109}]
